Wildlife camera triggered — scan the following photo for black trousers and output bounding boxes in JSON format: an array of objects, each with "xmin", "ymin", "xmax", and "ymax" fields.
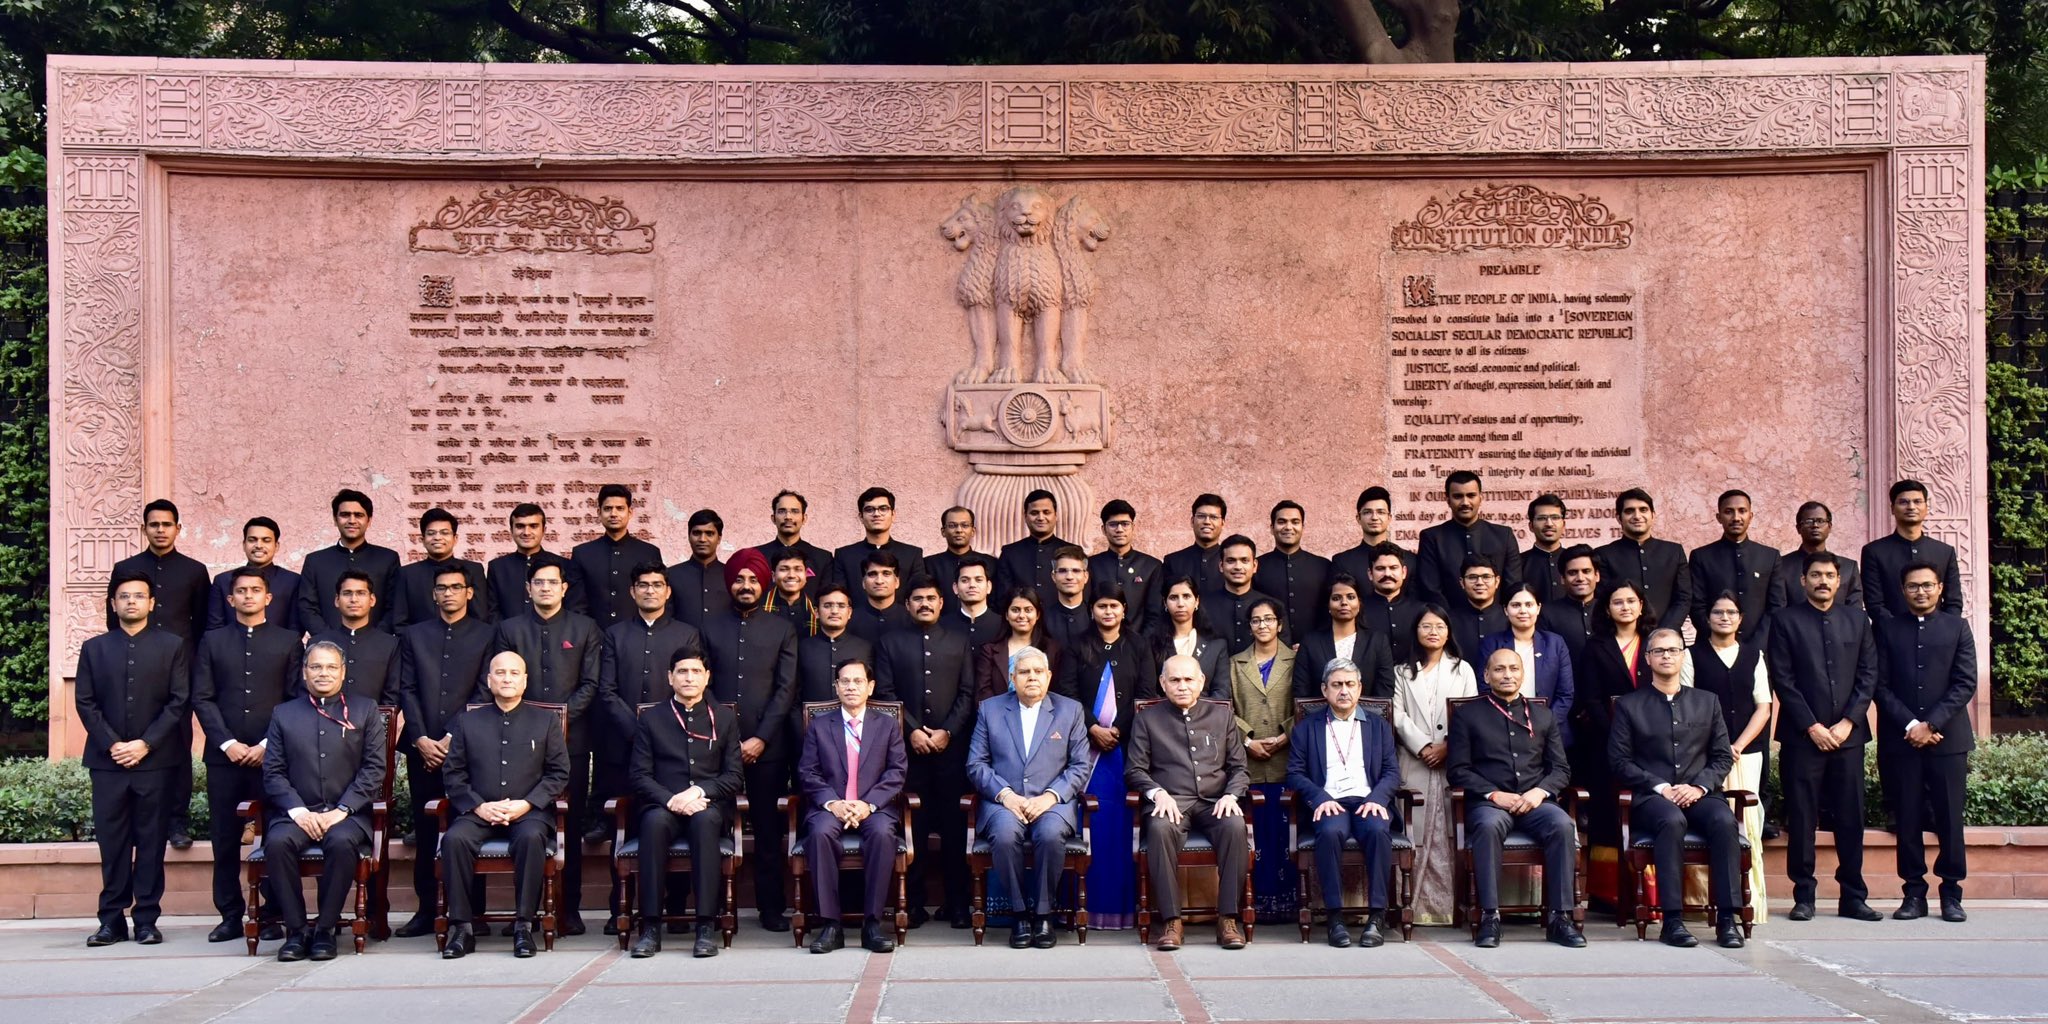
[
  {"xmin": 904, "ymin": 749, "xmax": 968, "ymax": 913},
  {"xmin": 441, "ymin": 815, "xmax": 552, "ymax": 924},
  {"xmin": 805, "ymin": 809, "xmax": 898, "ymax": 920},
  {"xmin": 1781, "ymin": 740, "xmax": 1867, "ymax": 903},
  {"xmin": 743, "ymin": 759, "xmax": 789, "ymax": 918},
  {"xmin": 637, "ymin": 804, "xmax": 726, "ymax": 923},
  {"xmin": 404, "ymin": 750, "xmax": 450, "ymax": 916},
  {"xmin": 265, "ymin": 816, "xmax": 371, "ymax": 931},
  {"xmin": 168, "ymin": 718, "xmax": 193, "ymax": 834},
  {"xmin": 1311, "ymin": 798, "xmax": 1393, "ymax": 910},
  {"xmin": 1881, "ymin": 746, "xmax": 1969, "ymax": 900},
  {"xmin": 1467, "ymin": 801, "xmax": 1576, "ymax": 914},
  {"xmin": 563, "ymin": 727, "xmax": 591, "ymax": 914},
  {"xmin": 90, "ymin": 768, "xmax": 171, "ymax": 929},
  {"xmin": 205, "ymin": 760, "xmax": 270, "ymax": 922},
  {"xmin": 1141, "ymin": 798, "xmax": 1250, "ymax": 920},
  {"xmin": 1630, "ymin": 792, "xmax": 1741, "ymax": 914}
]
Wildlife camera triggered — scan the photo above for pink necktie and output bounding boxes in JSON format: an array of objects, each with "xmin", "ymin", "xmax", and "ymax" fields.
[{"xmin": 844, "ymin": 715, "xmax": 862, "ymax": 803}]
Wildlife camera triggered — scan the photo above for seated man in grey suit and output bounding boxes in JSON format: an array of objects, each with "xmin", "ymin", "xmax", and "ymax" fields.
[
  {"xmin": 796, "ymin": 658, "xmax": 907, "ymax": 955},
  {"xmin": 967, "ymin": 645, "xmax": 1093, "ymax": 950}
]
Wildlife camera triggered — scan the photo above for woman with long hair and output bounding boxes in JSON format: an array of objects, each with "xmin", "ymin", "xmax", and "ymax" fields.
[
  {"xmin": 1391, "ymin": 604, "xmax": 1476, "ymax": 925},
  {"xmin": 1229, "ymin": 596, "xmax": 1299, "ymax": 923},
  {"xmin": 974, "ymin": 586, "xmax": 1051, "ymax": 702},
  {"xmin": 1574, "ymin": 580, "xmax": 1654, "ymax": 845}
]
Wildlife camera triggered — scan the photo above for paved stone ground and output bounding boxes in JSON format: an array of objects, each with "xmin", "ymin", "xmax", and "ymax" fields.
[{"xmin": 4, "ymin": 903, "xmax": 2043, "ymax": 1024}]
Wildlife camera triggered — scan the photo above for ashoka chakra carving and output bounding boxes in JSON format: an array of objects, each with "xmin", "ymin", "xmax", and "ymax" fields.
[{"xmin": 999, "ymin": 390, "xmax": 1057, "ymax": 447}]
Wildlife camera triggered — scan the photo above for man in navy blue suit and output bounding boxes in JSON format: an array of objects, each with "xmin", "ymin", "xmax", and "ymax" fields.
[
  {"xmin": 967, "ymin": 646, "xmax": 1093, "ymax": 949},
  {"xmin": 1286, "ymin": 657, "xmax": 1400, "ymax": 948},
  {"xmin": 796, "ymin": 658, "xmax": 907, "ymax": 954}
]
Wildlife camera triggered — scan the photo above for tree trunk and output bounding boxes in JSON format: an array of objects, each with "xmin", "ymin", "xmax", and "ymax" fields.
[{"xmin": 1325, "ymin": 0, "xmax": 1459, "ymax": 64}]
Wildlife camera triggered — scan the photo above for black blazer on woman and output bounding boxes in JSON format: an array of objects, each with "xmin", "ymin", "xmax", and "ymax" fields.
[{"xmin": 1056, "ymin": 632, "xmax": 1157, "ymax": 738}]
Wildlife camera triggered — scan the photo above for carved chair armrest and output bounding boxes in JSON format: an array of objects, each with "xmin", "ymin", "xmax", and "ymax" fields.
[
  {"xmin": 1618, "ymin": 790, "xmax": 1635, "ymax": 849},
  {"xmin": 1725, "ymin": 788, "xmax": 1758, "ymax": 811},
  {"xmin": 237, "ymin": 799, "xmax": 262, "ymax": 821},
  {"xmin": 1449, "ymin": 788, "xmax": 1468, "ymax": 849},
  {"xmin": 423, "ymin": 798, "xmax": 450, "ymax": 830}
]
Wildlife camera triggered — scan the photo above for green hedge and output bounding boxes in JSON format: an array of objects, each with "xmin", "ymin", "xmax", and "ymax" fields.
[
  {"xmin": 0, "ymin": 758, "xmax": 411, "ymax": 842},
  {"xmin": 1762, "ymin": 733, "xmax": 2048, "ymax": 830}
]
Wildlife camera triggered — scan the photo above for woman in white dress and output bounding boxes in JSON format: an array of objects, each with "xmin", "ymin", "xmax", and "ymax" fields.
[
  {"xmin": 1392, "ymin": 604, "xmax": 1478, "ymax": 925},
  {"xmin": 1680, "ymin": 591, "xmax": 1773, "ymax": 924}
]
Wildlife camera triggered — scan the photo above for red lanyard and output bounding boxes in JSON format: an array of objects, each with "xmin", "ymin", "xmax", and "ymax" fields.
[
  {"xmin": 1329, "ymin": 716, "xmax": 1357, "ymax": 766},
  {"xmin": 672, "ymin": 700, "xmax": 717, "ymax": 743},
  {"xmin": 1486, "ymin": 694, "xmax": 1532, "ymax": 734},
  {"xmin": 310, "ymin": 693, "xmax": 354, "ymax": 731}
]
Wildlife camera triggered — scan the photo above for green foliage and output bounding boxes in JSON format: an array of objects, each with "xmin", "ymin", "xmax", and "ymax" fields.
[
  {"xmin": 1991, "ymin": 207, "xmax": 2024, "ymax": 241},
  {"xmin": 0, "ymin": 151, "xmax": 46, "ymax": 722},
  {"xmin": 1856, "ymin": 735, "xmax": 2048, "ymax": 828},
  {"xmin": 0, "ymin": 756, "xmax": 94, "ymax": 841}
]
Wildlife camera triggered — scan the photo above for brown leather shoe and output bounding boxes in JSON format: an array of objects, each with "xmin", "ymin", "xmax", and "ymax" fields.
[
  {"xmin": 1155, "ymin": 918, "xmax": 1184, "ymax": 951},
  {"xmin": 1217, "ymin": 917, "xmax": 1246, "ymax": 949}
]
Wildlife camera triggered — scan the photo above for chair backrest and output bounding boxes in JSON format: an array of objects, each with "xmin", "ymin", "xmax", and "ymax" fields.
[
  {"xmin": 1447, "ymin": 693, "xmax": 1545, "ymax": 718},
  {"xmin": 636, "ymin": 700, "xmax": 739, "ymax": 716},
  {"xmin": 1133, "ymin": 697, "xmax": 1231, "ymax": 713},
  {"xmin": 1293, "ymin": 697, "xmax": 1393, "ymax": 725},
  {"xmin": 804, "ymin": 699, "xmax": 903, "ymax": 724},
  {"xmin": 376, "ymin": 704, "xmax": 399, "ymax": 802},
  {"xmin": 464, "ymin": 700, "xmax": 569, "ymax": 738}
]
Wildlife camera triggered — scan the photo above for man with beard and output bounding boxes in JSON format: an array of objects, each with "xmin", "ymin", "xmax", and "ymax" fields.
[
  {"xmin": 1255, "ymin": 500, "xmax": 1332, "ymax": 642},
  {"xmin": 1359, "ymin": 544, "xmax": 1427, "ymax": 666},
  {"xmin": 755, "ymin": 490, "xmax": 832, "ymax": 600},
  {"xmin": 1332, "ymin": 487, "xmax": 1416, "ymax": 583},
  {"xmin": 1771, "ymin": 501, "xmax": 1864, "ymax": 613},
  {"xmin": 833, "ymin": 487, "xmax": 926, "ymax": 587},
  {"xmin": 310, "ymin": 572, "xmax": 400, "ymax": 705},
  {"xmin": 702, "ymin": 548, "xmax": 800, "ymax": 931},
  {"xmin": 1539, "ymin": 546, "xmax": 1607, "ymax": 667},
  {"xmin": 1203, "ymin": 535, "xmax": 1278, "ymax": 655},
  {"xmin": 1688, "ymin": 490, "xmax": 1778, "ymax": 641},
  {"xmin": 1416, "ymin": 472, "xmax": 1522, "ymax": 605},
  {"xmin": 1520, "ymin": 495, "xmax": 1569, "ymax": 605},
  {"xmin": 571, "ymin": 485, "xmax": 664, "ymax": 630},
  {"xmin": 874, "ymin": 576, "xmax": 975, "ymax": 928},
  {"xmin": 1090, "ymin": 499, "xmax": 1165, "ymax": 636},
  {"xmin": 298, "ymin": 489, "xmax": 400, "ymax": 634}
]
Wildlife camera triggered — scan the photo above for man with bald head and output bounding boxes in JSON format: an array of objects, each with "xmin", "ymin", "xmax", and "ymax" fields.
[
  {"xmin": 1447, "ymin": 648, "xmax": 1581, "ymax": 949},
  {"xmin": 967, "ymin": 646, "xmax": 1093, "ymax": 949},
  {"xmin": 439, "ymin": 651, "xmax": 571, "ymax": 959},
  {"xmin": 1127, "ymin": 654, "xmax": 1251, "ymax": 950}
]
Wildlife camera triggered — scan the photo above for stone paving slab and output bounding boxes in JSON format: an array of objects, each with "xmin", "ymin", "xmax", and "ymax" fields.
[
  {"xmin": 207, "ymin": 985, "xmax": 552, "ymax": 1024},
  {"xmin": 555, "ymin": 981, "xmax": 856, "ymax": 1024},
  {"xmin": 1193, "ymin": 976, "xmax": 1515, "ymax": 1020},
  {"xmin": 877, "ymin": 979, "xmax": 1180, "ymax": 1022},
  {"xmin": 0, "ymin": 954, "xmax": 255, "ymax": 994},
  {"xmin": 1851, "ymin": 976, "xmax": 2048, "ymax": 1020},
  {"xmin": 3, "ymin": 993, "xmax": 181, "ymax": 1024},
  {"xmin": 1503, "ymin": 975, "xmax": 1856, "ymax": 1022},
  {"xmin": 1769, "ymin": 938, "xmax": 2048, "ymax": 976}
]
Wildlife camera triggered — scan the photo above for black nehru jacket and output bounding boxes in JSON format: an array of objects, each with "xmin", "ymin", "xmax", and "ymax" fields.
[
  {"xmin": 1254, "ymin": 549, "xmax": 1332, "ymax": 642},
  {"xmin": 1162, "ymin": 543, "xmax": 1224, "ymax": 600},
  {"xmin": 1687, "ymin": 538, "xmax": 1778, "ymax": 639},
  {"xmin": 1595, "ymin": 537, "xmax": 1691, "ymax": 632},
  {"xmin": 74, "ymin": 626, "xmax": 189, "ymax": 772},
  {"xmin": 1446, "ymin": 692, "xmax": 1570, "ymax": 799},
  {"xmin": 1861, "ymin": 532, "xmax": 1965, "ymax": 622},
  {"xmin": 702, "ymin": 611, "xmax": 799, "ymax": 759},
  {"xmin": 631, "ymin": 699, "xmax": 743, "ymax": 810},
  {"xmin": 847, "ymin": 600, "xmax": 911, "ymax": 645},
  {"xmin": 1332, "ymin": 541, "xmax": 1417, "ymax": 591},
  {"xmin": 260, "ymin": 693, "xmax": 387, "ymax": 827},
  {"xmin": 1689, "ymin": 639, "xmax": 1767, "ymax": 755},
  {"xmin": 1540, "ymin": 597, "xmax": 1607, "ymax": 669},
  {"xmin": 796, "ymin": 632, "xmax": 873, "ymax": 712},
  {"xmin": 875, "ymin": 622, "xmax": 975, "ymax": 737},
  {"xmin": 1444, "ymin": 601, "xmax": 1508, "ymax": 668},
  {"xmin": 298, "ymin": 542, "xmax": 401, "ymax": 634},
  {"xmin": 925, "ymin": 549, "xmax": 969, "ymax": 598},
  {"xmin": 599, "ymin": 613, "xmax": 703, "ymax": 737},
  {"xmin": 831, "ymin": 539, "xmax": 926, "ymax": 590},
  {"xmin": 1041, "ymin": 599, "xmax": 1092, "ymax": 660},
  {"xmin": 1415, "ymin": 518, "xmax": 1522, "ymax": 606},
  {"xmin": 756, "ymin": 539, "xmax": 832, "ymax": 599},
  {"xmin": 192, "ymin": 622, "xmax": 303, "ymax": 763},
  {"xmin": 1521, "ymin": 546, "xmax": 1567, "ymax": 605},
  {"xmin": 310, "ymin": 626, "xmax": 400, "ymax": 705},
  {"xmin": 942, "ymin": 605, "xmax": 1007, "ymax": 650},
  {"xmin": 207, "ymin": 563, "xmax": 302, "ymax": 634},
  {"xmin": 486, "ymin": 550, "xmax": 557, "ymax": 623},
  {"xmin": 1770, "ymin": 550, "xmax": 1864, "ymax": 614},
  {"xmin": 1768, "ymin": 601, "xmax": 1879, "ymax": 746},
  {"xmin": 1292, "ymin": 628, "xmax": 1397, "ymax": 701},
  {"xmin": 1607, "ymin": 686, "xmax": 1734, "ymax": 798},
  {"xmin": 443, "ymin": 702, "xmax": 571, "ymax": 816},
  {"xmin": 1126, "ymin": 699, "xmax": 1249, "ymax": 801},
  {"xmin": 1360, "ymin": 591, "xmax": 1427, "ymax": 667},
  {"xmin": 109, "ymin": 549, "xmax": 210, "ymax": 647},
  {"xmin": 397, "ymin": 613, "xmax": 495, "ymax": 747},
  {"xmin": 393, "ymin": 556, "xmax": 493, "ymax": 629},
  {"xmin": 571, "ymin": 534, "xmax": 664, "ymax": 630},
  {"xmin": 665, "ymin": 558, "xmax": 732, "ymax": 630},
  {"xmin": 1201, "ymin": 587, "xmax": 1280, "ymax": 654},
  {"xmin": 486, "ymin": 610, "xmax": 602, "ymax": 723},
  {"xmin": 998, "ymin": 534, "xmax": 1070, "ymax": 599},
  {"xmin": 1873, "ymin": 609, "xmax": 1977, "ymax": 755},
  {"xmin": 1090, "ymin": 548, "xmax": 1165, "ymax": 636}
]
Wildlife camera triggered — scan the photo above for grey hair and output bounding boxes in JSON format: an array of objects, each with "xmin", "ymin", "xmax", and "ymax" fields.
[
  {"xmin": 304, "ymin": 640, "xmax": 347, "ymax": 669},
  {"xmin": 1647, "ymin": 627, "xmax": 1684, "ymax": 648},
  {"xmin": 1008, "ymin": 645, "xmax": 1049, "ymax": 677},
  {"xmin": 1322, "ymin": 657, "xmax": 1362, "ymax": 684}
]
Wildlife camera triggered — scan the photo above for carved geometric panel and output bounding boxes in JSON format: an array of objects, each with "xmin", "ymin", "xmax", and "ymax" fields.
[
  {"xmin": 205, "ymin": 77, "xmax": 447, "ymax": 152},
  {"xmin": 443, "ymin": 81, "xmax": 481, "ymax": 150},
  {"xmin": 1897, "ymin": 149, "xmax": 1970, "ymax": 212},
  {"xmin": 988, "ymin": 82, "xmax": 1064, "ymax": 154},
  {"xmin": 752, "ymin": 82, "xmax": 983, "ymax": 156},
  {"xmin": 143, "ymin": 76, "xmax": 204, "ymax": 145},
  {"xmin": 1894, "ymin": 70, "xmax": 1972, "ymax": 146},
  {"xmin": 1294, "ymin": 82, "xmax": 1333, "ymax": 153},
  {"xmin": 1833, "ymin": 75, "xmax": 1888, "ymax": 145},
  {"xmin": 1600, "ymin": 76, "xmax": 1832, "ymax": 150},
  {"xmin": 1066, "ymin": 81, "xmax": 1294, "ymax": 154},
  {"xmin": 479, "ymin": 80, "xmax": 717, "ymax": 155},
  {"xmin": 1563, "ymin": 80, "xmax": 1602, "ymax": 150},
  {"xmin": 715, "ymin": 83, "xmax": 752, "ymax": 153},
  {"xmin": 65, "ymin": 526, "xmax": 131, "ymax": 583},
  {"xmin": 57, "ymin": 73, "xmax": 142, "ymax": 147},
  {"xmin": 1336, "ymin": 80, "xmax": 1562, "ymax": 154},
  {"xmin": 61, "ymin": 156, "xmax": 140, "ymax": 213}
]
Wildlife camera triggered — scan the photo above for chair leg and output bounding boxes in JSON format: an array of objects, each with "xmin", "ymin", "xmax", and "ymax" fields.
[
  {"xmin": 1075, "ymin": 866, "xmax": 1089, "ymax": 945},
  {"xmin": 615, "ymin": 861, "xmax": 632, "ymax": 951},
  {"xmin": 789, "ymin": 862, "xmax": 808, "ymax": 949},
  {"xmin": 1135, "ymin": 852, "xmax": 1150, "ymax": 945},
  {"xmin": 970, "ymin": 864, "xmax": 986, "ymax": 947},
  {"xmin": 542, "ymin": 862, "xmax": 558, "ymax": 952},
  {"xmin": 722, "ymin": 866, "xmax": 737, "ymax": 948},
  {"xmin": 1297, "ymin": 855, "xmax": 1312, "ymax": 943},
  {"xmin": 893, "ymin": 862, "xmax": 909, "ymax": 946},
  {"xmin": 244, "ymin": 866, "xmax": 262, "ymax": 957},
  {"xmin": 1242, "ymin": 869, "xmax": 1255, "ymax": 944}
]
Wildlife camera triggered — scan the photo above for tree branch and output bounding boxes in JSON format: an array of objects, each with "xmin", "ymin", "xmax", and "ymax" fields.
[{"xmin": 1324, "ymin": 0, "xmax": 1458, "ymax": 64}]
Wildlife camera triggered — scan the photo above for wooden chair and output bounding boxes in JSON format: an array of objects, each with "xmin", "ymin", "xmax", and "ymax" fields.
[
  {"xmin": 237, "ymin": 704, "xmax": 398, "ymax": 955},
  {"xmin": 425, "ymin": 702, "xmax": 571, "ymax": 953},
  {"xmin": 781, "ymin": 700, "xmax": 919, "ymax": 949},
  {"xmin": 960, "ymin": 793, "xmax": 1099, "ymax": 945},
  {"xmin": 1128, "ymin": 697, "xmax": 1264, "ymax": 945},
  {"xmin": 1444, "ymin": 695, "xmax": 1591, "ymax": 936},
  {"xmin": 605, "ymin": 701, "xmax": 747, "ymax": 949},
  {"xmin": 1617, "ymin": 788, "xmax": 1758, "ymax": 939},
  {"xmin": 1287, "ymin": 697, "xmax": 1421, "ymax": 941}
]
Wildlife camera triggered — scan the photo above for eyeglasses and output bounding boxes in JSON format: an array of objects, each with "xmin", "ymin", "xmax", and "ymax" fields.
[
  {"xmin": 1462, "ymin": 573, "xmax": 1497, "ymax": 583},
  {"xmin": 1248, "ymin": 616, "xmax": 1280, "ymax": 626},
  {"xmin": 430, "ymin": 584, "xmax": 470, "ymax": 593},
  {"xmin": 631, "ymin": 581, "xmax": 667, "ymax": 591},
  {"xmin": 860, "ymin": 504, "xmax": 892, "ymax": 514},
  {"xmin": 1902, "ymin": 582, "xmax": 1940, "ymax": 592},
  {"xmin": 1646, "ymin": 647, "xmax": 1685, "ymax": 656}
]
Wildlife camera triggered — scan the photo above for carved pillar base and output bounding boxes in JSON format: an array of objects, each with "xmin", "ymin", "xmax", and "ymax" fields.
[
  {"xmin": 944, "ymin": 382, "xmax": 1109, "ymax": 547},
  {"xmin": 957, "ymin": 453, "xmax": 1097, "ymax": 545}
]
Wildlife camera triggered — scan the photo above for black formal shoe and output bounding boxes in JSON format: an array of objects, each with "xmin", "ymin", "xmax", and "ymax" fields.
[
  {"xmin": 629, "ymin": 924, "xmax": 661, "ymax": 959},
  {"xmin": 308, "ymin": 928, "xmax": 339, "ymax": 961},
  {"xmin": 134, "ymin": 924, "xmax": 163, "ymax": 945},
  {"xmin": 1008, "ymin": 920, "xmax": 1034, "ymax": 949},
  {"xmin": 668, "ymin": 919, "xmax": 690, "ymax": 935},
  {"xmin": 207, "ymin": 919, "xmax": 241, "ymax": 943},
  {"xmin": 1325, "ymin": 919, "xmax": 1352, "ymax": 948},
  {"xmin": 259, "ymin": 921, "xmax": 286, "ymax": 942},
  {"xmin": 1660, "ymin": 918, "xmax": 1698, "ymax": 948},
  {"xmin": 950, "ymin": 907, "xmax": 975, "ymax": 929},
  {"xmin": 1762, "ymin": 823, "xmax": 1783, "ymax": 841},
  {"xmin": 393, "ymin": 914, "xmax": 435, "ymax": 939},
  {"xmin": 1474, "ymin": 911, "xmax": 1502, "ymax": 948},
  {"xmin": 1032, "ymin": 916, "xmax": 1056, "ymax": 949},
  {"xmin": 500, "ymin": 922, "xmax": 518, "ymax": 936},
  {"xmin": 1788, "ymin": 902, "xmax": 1816, "ymax": 921},
  {"xmin": 86, "ymin": 924, "xmax": 127, "ymax": 947},
  {"xmin": 277, "ymin": 930, "xmax": 311, "ymax": 962},
  {"xmin": 1358, "ymin": 912, "xmax": 1385, "ymax": 948},
  {"xmin": 442, "ymin": 924, "xmax": 474, "ymax": 959},
  {"xmin": 863, "ymin": 919, "xmax": 896, "ymax": 954},
  {"xmin": 1839, "ymin": 898, "xmax": 1883, "ymax": 922},
  {"xmin": 1893, "ymin": 896, "xmax": 1929, "ymax": 920},
  {"xmin": 602, "ymin": 920, "xmax": 619, "ymax": 936},
  {"xmin": 1547, "ymin": 913, "xmax": 1587, "ymax": 948},
  {"xmin": 559, "ymin": 912, "xmax": 586, "ymax": 936},
  {"xmin": 759, "ymin": 912, "xmax": 791, "ymax": 933},
  {"xmin": 693, "ymin": 923, "xmax": 720, "ymax": 958},
  {"xmin": 1941, "ymin": 896, "xmax": 1967, "ymax": 923},
  {"xmin": 1716, "ymin": 916, "xmax": 1746, "ymax": 948},
  {"xmin": 512, "ymin": 922, "xmax": 537, "ymax": 958},
  {"xmin": 583, "ymin": 825, "xmax": 609, "ymax": 846},
  {"xmin": 808, "ymin": 922, "xmax": 845, "ymax": 954},
  {"xmin": 169, "ymin": 830, "xmax": 194, "ymax": 851},
  {"xmin": 906, "ymin": 906, "xmax": 930, "ymax": 929}
]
